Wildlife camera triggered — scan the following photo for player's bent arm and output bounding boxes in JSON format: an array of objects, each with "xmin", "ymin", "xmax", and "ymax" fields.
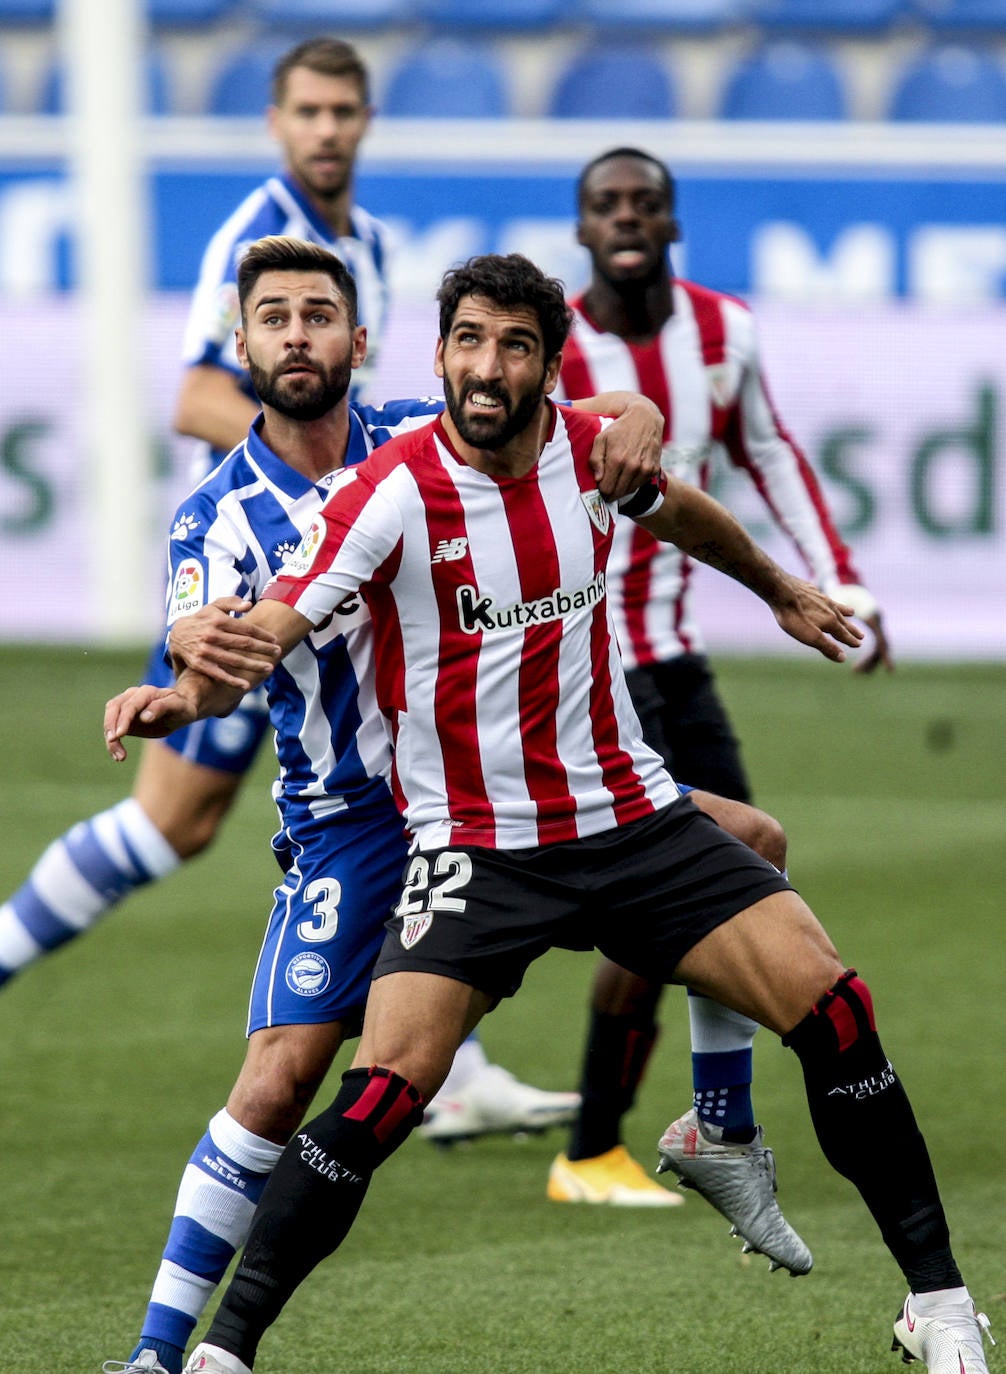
[
  {"xmin": 170, "ymin": 597, "xmax": 282, "ymax": 690},
  {"xmin": 636, "ymin": 478, "xmax": 863, "ymax": 663},
  {"xmin": 569, "ymin": 392, "xmax": 663, "ymax": 500},
  {"xmin": 173, "ymin": 363, "xmax": 259, "ymax": 451}
]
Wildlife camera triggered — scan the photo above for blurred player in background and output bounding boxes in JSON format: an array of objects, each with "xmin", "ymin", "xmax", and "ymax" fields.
[
  {"xmin": 0, "ymin": 36, "xmax": 573, "ymax": 1138},
  {"xmin": 547, "ymin": 147, "xmax": 895, "ymax": 1214}
]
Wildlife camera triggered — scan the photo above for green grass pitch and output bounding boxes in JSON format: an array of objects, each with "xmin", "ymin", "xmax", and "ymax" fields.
[{"xmin": 1, "ymin": 646, "xmax": 1003, "ymax": 1373}]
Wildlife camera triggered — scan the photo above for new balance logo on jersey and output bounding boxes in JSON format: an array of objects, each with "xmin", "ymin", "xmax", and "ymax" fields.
[
  {"xmin": 457, "ymin": 571, "xmax": 606, "ymax": 634},
  {"xmin": 432, "ymin": 537, "xmax": 468, "ymax": 563}
]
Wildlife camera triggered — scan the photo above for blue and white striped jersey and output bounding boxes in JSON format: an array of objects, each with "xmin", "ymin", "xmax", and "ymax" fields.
[
  {"xmin": 164, "ymin": 399, "xmax": 441, "ymax": 821},
  {"xmin": 181, "ymin": 171, "xmax": 391, "ymax": 415}
]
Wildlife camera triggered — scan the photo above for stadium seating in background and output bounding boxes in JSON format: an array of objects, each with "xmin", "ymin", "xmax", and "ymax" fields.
[
  {"xmin": 380, "ymin": 40, "xmax": 510, "ymax": 117},
  {"xmin": 547, "ymin": 45, "xmax": 677, "ymax": 118},
  {"xmin": 742, "ymin": 0, "xmax": 907, "ymax": 32},
  {"xmin": 909, "ymin": 0, "xmax": 1006, "ymax": 31},
  {"xmin": 411, "ymin": 0, "xmax": 566, "ymax": 29},
  {"xmin": 576, "ymin": 0, "xmax": 740, "ymax": 34},
  {"xmin": 718, "ymin": 41, "xmax": 847, "ymax": 118},
  {"xmin": 205, "ymin": 40, "xmax": 288, "ymax": 116},
  {"xmin": 147, "ymin": 0, "xmax": 234, "ymax": 26},
  {"xmin": 39, "ymin": 49, "xmax": 173, "ymax": 115},
  {"xmin": 887, "ymin": 44, "xmax": 1006, "ymax": 119},
  {"xmin": 249, "ymin": 0, "xmax": 413, "ymax": 29},
  {"xmin": 0, "ymin": 0, "xmax": 52, "ymax": 21}
]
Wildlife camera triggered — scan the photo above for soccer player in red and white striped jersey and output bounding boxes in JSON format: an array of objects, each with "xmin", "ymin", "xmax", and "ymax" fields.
[
  {"xmin": 105, "ymin": 253, "xmax": 987, "ymax": 1374},
  {"xmin": 549, "ymin": 148, "xmax": 895, "ymax": 1209}
]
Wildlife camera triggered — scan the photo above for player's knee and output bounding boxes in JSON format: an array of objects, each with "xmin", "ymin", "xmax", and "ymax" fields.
[
  {"xmin": 229, "ymin": 1070, "xmax": 323, "ymax": 1141},
  {"xmin": 745, "ymin": 805, "xmax": 788, "ymax": 871},
  {"xmin": 783, "ymin": 968, "xmax": 877, "ymax": 1055},
  {"xmin": 231, "ymin": 1027, "xmax": 344, "ymax": 1138},
  {"xmin": 140, "ymin": 789, "xmax": 234, "ymax": 858}
]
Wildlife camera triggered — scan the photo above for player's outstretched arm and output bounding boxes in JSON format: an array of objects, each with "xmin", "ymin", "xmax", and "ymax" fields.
[
  {"xmin": 170, "ymin": 596, "xmax": 282, "ymax": 690},
  {"xmin": 637, "ymin": 477, "xmax": 863, "ymax": 663},
  {"xmin": 106, "ymin": 600, "xmax": 314, "ymax": 760},
  {"xmin": 103, "ymin": 673, "xmax": 235, "ymax": 762},
  {"xmin": 569, "ymin": 392, "xmax": 663, "ymax": 499}
]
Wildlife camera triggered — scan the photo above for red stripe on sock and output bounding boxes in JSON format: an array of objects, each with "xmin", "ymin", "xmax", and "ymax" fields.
[
  {"xmin": 824, "ymin": 994, "xmax": 859, "ymax": 1052},
  {"xmin": 374, "ymin": 1088, "xmax": 420, "ymax": 1145},
  {"xmin": 845, "ymin": 975, "xmax": 877, "ymax": 1031},
  {"xmin": 342, "ymin": 1075, "xmax": 389, "ymax": 1125}
]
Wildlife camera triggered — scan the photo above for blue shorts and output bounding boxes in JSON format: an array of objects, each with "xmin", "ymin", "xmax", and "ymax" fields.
[
  {"xmin": 247, "ymin": 794, "xmax": 408, "ymax": 1035},
  {"xmin": 144, "ymin": 641, "xmax": 271, "ymax": 775}
]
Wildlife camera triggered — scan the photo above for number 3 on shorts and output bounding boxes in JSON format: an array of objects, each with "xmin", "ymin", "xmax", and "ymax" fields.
[{"xmin": 394, "ymin": 851, "xmax": 473, "ymax": 918}]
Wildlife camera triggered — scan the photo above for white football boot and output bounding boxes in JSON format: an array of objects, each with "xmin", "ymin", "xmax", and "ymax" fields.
[
  {"xmin": 657, "ymin": 1108, "xmax": 812, "ymax": 1275},
  {"xmin": 182, "ymin": 1345, "xmax": 253, "ymax": 1374},
  {"xmin": 418, "ymin": 1063, "xmax": 580, "ymax": 1143},
  {"xmin": 892, "ymin": 1292, "xmax": 994, "ymax": 1372}
]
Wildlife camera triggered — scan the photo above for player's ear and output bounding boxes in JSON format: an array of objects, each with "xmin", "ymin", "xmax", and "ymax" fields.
[
  {"xmin": 433, "ymin": 338, "xmax": 445, "ymax": 379},
  {"xmin": 352, "ymin": 325, "xmax": 368, "ymax": 370},
  {"xmin": 235, "ymin": 328, "xmax": 250, "ymax": 372},
  {"xmin": 543, "ymin": 352, "xmax": 562, "ymax": 394},
  {"xmin": 575, "ymin": 219, "xmax": 587, "ymax": 248},
  {"xmin": 668, "ymin": 216, "xmax": 682, "ymax": 244}
]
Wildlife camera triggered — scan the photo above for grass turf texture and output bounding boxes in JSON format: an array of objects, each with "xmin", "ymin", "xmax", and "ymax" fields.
[{"xmin": 1, "ymin": 647, "xmax": 1003, "ymax": 1373}]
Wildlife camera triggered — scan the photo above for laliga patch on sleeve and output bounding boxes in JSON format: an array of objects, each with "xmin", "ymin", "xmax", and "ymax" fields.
[
  {"xmin": 168, "ymin": 558, "xmax": 206, "ymax": 623},
  {"xmin": 283, "ymin": 517, "xmax": 327, "ymax": 578}
]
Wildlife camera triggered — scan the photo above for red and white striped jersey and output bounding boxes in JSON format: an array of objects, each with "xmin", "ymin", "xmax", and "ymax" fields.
[
  {"xmin": 556, "ymin": 279, "xmax": 860, "ymax": 670},
  {"xmin": 262, "ymin": 404, "xmax": 679, "ymax": 851}
]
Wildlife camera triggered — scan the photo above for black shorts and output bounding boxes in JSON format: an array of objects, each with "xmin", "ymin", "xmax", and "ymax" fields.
[{"xmin": 372, "ymin": 797, "xmax": 791, "ymax": 1001}]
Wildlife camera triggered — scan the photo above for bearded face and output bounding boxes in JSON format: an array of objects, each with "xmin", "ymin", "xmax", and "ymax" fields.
[
  {"xmin": 442, "ymin": 366, "xmax": 547, "ymax": 451},
  {"xmin": 246, "ymin": 345, "xmax": 353, "ymax": 422}
]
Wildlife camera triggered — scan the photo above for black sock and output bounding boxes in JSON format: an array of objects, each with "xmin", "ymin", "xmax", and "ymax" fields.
[
  {"xmin": 569, "ymin": 1011, "xmax": 659, "ymax": 1160},
  {"xmin": 784, "ymin": 971, "xmax": 961, "ymax": 1293},
  {"xmin": 205, "ymin": 1066, "xmax": 424, "ymax": 1365}
]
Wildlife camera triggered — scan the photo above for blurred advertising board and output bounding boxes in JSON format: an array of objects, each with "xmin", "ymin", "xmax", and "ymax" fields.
[
  {"xmin": 0, "ymin": 295, "xmax": 1000, "ymax": 657},
  {"xmin": 0, "ymin": 123, "xmax": 1002, "ymax": 653}
]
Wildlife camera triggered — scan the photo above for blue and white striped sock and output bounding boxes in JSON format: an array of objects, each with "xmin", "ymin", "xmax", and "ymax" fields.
[
  {"xmin": 688, "ymin": 989, "xmax": 758, "ymax": 1141},
  {"xmin": 132, "ymin": 1109, "xmax": 283, "ymax": 1374},
  {"xmin": 0, "ymin": 798, "xmax": 180, "ymax": 987}
]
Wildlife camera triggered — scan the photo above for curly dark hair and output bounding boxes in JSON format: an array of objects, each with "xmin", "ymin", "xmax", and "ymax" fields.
[
  {"xmin": 237, "ymin": 236, "xmax": 358, "ymax": 328},
  {"xmin": 436, "ymin": 254, "xmax": 573, "ymax": 362}
]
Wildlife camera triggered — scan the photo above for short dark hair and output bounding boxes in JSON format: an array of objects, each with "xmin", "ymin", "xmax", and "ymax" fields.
[
  {"xmin": 436, "ymin": 254, "xmax": 573, "ymax": 362},
  {"xmin": 272, "ymin": 37, "xmax": 370, "ymax": 106},
  {"xmin": 237, "ymin": 236, "xmax": 358, "ymax": 327},
  {"xmin": 576, "ymin": 147, "xmax": 676, "ymax": 212}
]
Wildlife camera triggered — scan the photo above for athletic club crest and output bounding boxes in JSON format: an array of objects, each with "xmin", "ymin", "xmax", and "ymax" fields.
[
  {"xmin": 400, "ymin": 913, "xmax": 433, "ymax": 950},
  {"xmin": 580, "ymin": 489, "xmax": 611, "ymax": 534}
]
